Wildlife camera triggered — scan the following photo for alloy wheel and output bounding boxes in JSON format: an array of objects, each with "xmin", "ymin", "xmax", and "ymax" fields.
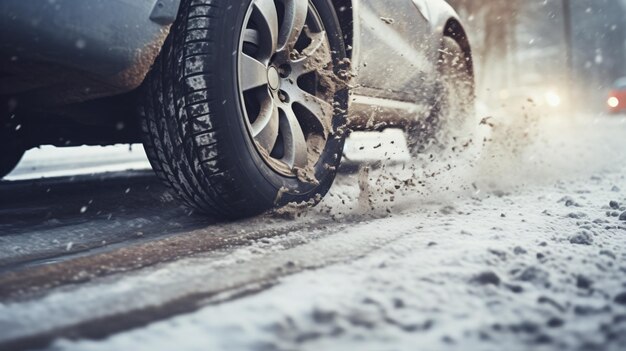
[{"xmin": 238, "ymin": 0, "xmax": 336, "ymax": 176}]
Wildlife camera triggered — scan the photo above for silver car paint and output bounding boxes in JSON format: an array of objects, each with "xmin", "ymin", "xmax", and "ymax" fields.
[{"xmin": 348, "ymin": 0, "xmax": 463, "ymax": 124}]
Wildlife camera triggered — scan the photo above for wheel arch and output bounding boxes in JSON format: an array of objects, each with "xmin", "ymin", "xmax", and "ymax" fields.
[
  {"xmin": 330, "ymin": 0, "xmax": 354, "ymax": 60},
  {"xmin": 443, "ymin": 18, "xmax": 474, "ymax": 79}
]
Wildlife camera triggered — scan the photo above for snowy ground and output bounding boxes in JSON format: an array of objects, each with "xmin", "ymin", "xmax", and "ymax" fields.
[{"xmin": 1, "ymin": 112, "xmax": 626, "ymax": 351}]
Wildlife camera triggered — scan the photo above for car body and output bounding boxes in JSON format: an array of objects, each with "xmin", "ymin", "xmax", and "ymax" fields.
[
  {"xmin": 608, "ymin": 77, "xmax": 626, "ymax": 114},
  {"xmin": 0, "ymin": 0, "xmax": 473, "ymax": 217}
]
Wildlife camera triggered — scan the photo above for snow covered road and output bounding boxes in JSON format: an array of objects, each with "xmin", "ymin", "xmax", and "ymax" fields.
[{"xmin": 1, "ymin": 114, "xmax": 626, "ymax": 351}]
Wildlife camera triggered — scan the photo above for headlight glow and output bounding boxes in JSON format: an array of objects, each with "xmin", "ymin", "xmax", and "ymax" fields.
[
  {"xmin": 545, "ymin": 91, "xmax": 561, "ymax": 108},
  {"xmin": 608, "ymin": 96, "xmax": 619, "ymax": 108}
]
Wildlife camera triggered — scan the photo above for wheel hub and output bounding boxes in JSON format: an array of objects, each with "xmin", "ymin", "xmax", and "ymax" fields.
[{"xmin": 267, "ymin": 66, "xmax": 280, "ymax": 91}]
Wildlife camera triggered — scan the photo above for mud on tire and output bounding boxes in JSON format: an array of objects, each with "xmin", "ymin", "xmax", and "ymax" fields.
[{"xmin": 139, "ymin": 0, "xmax": 349, "ymax": 219}]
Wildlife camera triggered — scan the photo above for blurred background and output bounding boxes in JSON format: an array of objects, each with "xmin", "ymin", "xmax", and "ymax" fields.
[{"xmin": 447, "ymin": 0, "xmax": 626, "ymax": 115}]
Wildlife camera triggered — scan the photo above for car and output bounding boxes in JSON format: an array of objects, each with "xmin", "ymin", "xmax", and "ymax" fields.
[
  {"xmin": 0, "ymin": 0, "xmax": 474, "ymax": 218},
  {"xmin": 608, "ymin": 77, "xmax": 626, "ymax": 114},
  {"xmin": 494, "ymin": 85, "xmax": 565, "ymax": 114}
]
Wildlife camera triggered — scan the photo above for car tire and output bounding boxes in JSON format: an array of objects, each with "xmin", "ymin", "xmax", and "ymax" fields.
[
  {"xmin": 0, "ymin": 140, "xmax": 24, "ymax": 180},
  {"xmin": 139, "ymin": 0, "xmax": 349, "ymax": 219},
  {"xmin": 0, "ymin": 120, "xmax": 24, "ymax": 179},
  {"xmin": 406, "ymin": 36, "xmax": 474, "ymax": 155}
]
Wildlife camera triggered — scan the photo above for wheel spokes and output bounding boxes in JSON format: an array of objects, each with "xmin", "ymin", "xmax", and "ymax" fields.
[
  {"xmin": 292, "ymin": 31, "xmax": 332, "ymax": 75},
  {"xmin": 277, "ymin": 0, "xmax": 309, "ymax": 52},
  {"xmin": 240, "ymin": 53, "xmax": 268, "ymax": 91},
  {"xmin": 252, "ymin": 93, "xmax": 280, "ymax": 153},
  {"xmin": 251, "ymin": 0, "xmax": 279, "ymax": 59},
  {"xmin": 240, "ymin": 0, "xmax": 337, "ymax": 176},
  {"xmin": 243, "ymin": 28, "xmax": 260, "ymax": 46},
  {"xmin": 293, "ymin": 89, "xmax": 334, "ymax": 137},
  {"xmin": 279, "ymin": 106, "xmax": 308, "ymax": 169}
]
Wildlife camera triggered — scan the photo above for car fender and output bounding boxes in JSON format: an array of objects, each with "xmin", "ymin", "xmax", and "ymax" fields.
[
  {"xmin": 0, "ymin": 0, "xmax": 182, "ymax": 97},
  {"xmin": 419, "ymin": 0, "xmax": 473, "ymax": 75}
]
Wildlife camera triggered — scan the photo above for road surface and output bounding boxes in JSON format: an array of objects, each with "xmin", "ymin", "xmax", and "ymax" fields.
[{"xmin": 1, "ymin": 114, "xmax": 626, "ymax": 351}]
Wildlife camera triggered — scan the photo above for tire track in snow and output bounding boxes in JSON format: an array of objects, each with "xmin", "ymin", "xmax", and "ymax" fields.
[{"xmin": 0, "ymin": 213, "xmax": 423, "ymax": 350}]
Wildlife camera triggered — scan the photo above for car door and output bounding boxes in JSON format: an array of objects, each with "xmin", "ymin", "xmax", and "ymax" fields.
[{"xmin": 353, "ymin": 0, "xmax": 436, "ymax": 102}]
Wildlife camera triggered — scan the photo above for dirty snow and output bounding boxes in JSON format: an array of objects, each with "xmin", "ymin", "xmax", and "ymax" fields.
[
  {"xmin": 1, "ymin": 113, "xmax": 624, "ymax": 350},
  {"xmin": 6, "ymin": 145, "xmax": 150, "ymax": 181}
]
